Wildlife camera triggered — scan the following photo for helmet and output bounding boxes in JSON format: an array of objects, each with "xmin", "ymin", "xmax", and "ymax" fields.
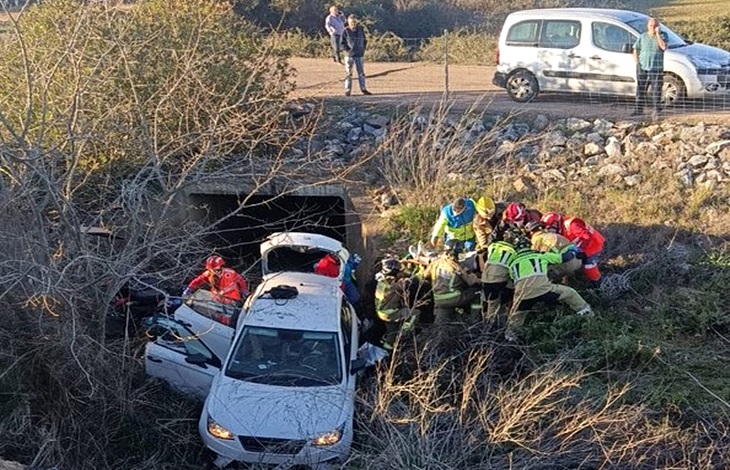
[
  {"xmin": 504, "ymin": 202, "xmax": 526, "ymax": 223},
  {"xmin": 380, "ymin": 256, "xmax": 402, "ymax": 276},
  {"xmin": 205, "ymin": 255, "xmax": 225, "ymax": 271},
  {"xmin": 524, "ymin": 220, "xmax": 543, "ymax": 234},
  {"xmin": 541, "ymin": 212, "xmax": 563, "ymax": 232},
  {"xmin": 475, "ymin": 195, "xmax": 496, "ymax": 217}
]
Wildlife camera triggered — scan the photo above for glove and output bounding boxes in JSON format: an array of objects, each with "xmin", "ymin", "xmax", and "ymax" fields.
[
  {"xmin": 182, "ymin": 287, "xmax": 192, "ymax": 297},
  {"xmin": 561, "ymin": 251, "xmax": 576, "ymax": 263}
]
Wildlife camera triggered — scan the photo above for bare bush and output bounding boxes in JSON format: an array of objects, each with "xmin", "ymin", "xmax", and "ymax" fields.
[{"xmin": 352, "ymin": 331, "xmax": 730, "ymax": 469}]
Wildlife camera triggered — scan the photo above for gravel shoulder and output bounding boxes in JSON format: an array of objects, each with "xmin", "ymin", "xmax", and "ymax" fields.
[{"xmin": 290, "ymin": 57, "xmax": 730, "ymax": 124}]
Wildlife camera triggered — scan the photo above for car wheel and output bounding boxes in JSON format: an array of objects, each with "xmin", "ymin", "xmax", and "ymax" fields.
[
  {"xmin": 506, "ymin": 70, "xmax": 539, "ymax": 103},
  {"xmin": 661, "ymin": 74, "xmax": 685, "ymax": 107}
]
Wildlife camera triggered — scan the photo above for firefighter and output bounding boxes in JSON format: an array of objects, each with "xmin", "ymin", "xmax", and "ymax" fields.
[
  {"xmin": 473, "ymin": 195, "xmax": 498, "ymax": 250},
  {"xmin": 526, "ymin": 220, "xmax": 582, "ymax": 280},
  {"xmin": 183, "ymin": 255, "xmax": 248, "ymax": 305},
  {"xmin": 505, "ymin": 238, "xmax": 591, "ymax": 342},
  {"xmin": 425, "ymin": 248, "xmax": 480, "ymax": 325},
  {"xmin": 430, "ymin": 197, "xmax": 477, "ymax": 252},
  {"xmin": 541, "ymin": 212, "xmax": 605, "ymax": 287},
  {"xmin": 374, "ymin": 256, "xmax": 419, "ymax": 350},
  {"xmin": 481, "ymin": 237, "xmax": 516, "ymax": 324},
  {"xmin": 489, "ymin": 202, "xmax": 542, "ymax": 243}
]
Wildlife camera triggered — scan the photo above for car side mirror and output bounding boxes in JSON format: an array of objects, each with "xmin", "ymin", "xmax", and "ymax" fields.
[
  {"xmin": 350, "ymin": 358, "xmax": 367, "ymax": 374},
  {"xmin": 185, "ymin": 353, "xmax": 209, "ymax": 367},
  {"xmin": 622, "ymin": 43, "xmax": 632, "ymax": 54}
]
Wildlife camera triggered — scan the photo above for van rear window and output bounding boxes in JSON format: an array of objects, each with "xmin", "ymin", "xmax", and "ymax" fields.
[{"xmin": 506, "ymin": 20, "xmax": 540, "ymax": 45}]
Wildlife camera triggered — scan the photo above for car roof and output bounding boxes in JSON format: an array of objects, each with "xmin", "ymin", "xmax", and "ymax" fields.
[
  {"xmin": 507, "ymin": 8, "xmax": 647, "ymax": 23},
  {"xmin": 243, "ymin": 271, "xmax": 342, "ymax": 332}
]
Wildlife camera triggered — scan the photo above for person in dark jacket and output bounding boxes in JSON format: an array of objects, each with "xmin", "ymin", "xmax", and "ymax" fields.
[{"xmin": 341, "ymin": 15, "xmax": 372, "ymax": 96}]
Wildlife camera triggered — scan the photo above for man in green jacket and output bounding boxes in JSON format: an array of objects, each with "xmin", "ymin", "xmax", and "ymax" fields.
[{"xmin": 506, "ymin": 238, "xmax": 591, "ymax": 342}]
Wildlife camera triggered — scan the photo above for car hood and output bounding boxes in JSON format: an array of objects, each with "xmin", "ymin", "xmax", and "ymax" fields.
[
  {"xmin": 206, "ymin": 375, "xmax": 350, "ymax": 439},
  {"xmin": 671, "ymin": 42, "xmax": 730, "ymax": 70}
]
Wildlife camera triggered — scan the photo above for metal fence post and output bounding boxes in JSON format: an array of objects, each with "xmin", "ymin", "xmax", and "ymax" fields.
[{"xmin": 443, "ymin": 29, "xmax": 449, "ymax": 98}]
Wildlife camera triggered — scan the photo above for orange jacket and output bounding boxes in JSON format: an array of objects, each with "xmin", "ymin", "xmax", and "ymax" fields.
[
  {"xmin": 188, "ymin": 268, "xmax": 248, "ymax": 302},
  {"xmin": 562, "ymin": 217, "xmax": 604, "ymax": 257}
]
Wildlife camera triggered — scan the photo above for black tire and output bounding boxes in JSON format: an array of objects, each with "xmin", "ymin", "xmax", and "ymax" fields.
[
  {"xmin": 661, "ymin": 74, "xmax": 685, "ymax": 107},
  {"xmin": 506, "ymin": 70, "xmax": 539, "ymax": 103}
]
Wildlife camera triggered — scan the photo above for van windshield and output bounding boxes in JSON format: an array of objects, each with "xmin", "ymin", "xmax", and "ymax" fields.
[
  {"xmin": 225, "ymin": 327, "xmax": 343, "ymax": 386},
  {"xmin": 624, "ymin": 18, "xmax": 687, "ymax": 49}
]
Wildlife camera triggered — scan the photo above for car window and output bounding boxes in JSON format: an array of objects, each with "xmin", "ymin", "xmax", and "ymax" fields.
[
  {"xmin": 593, "ymin": 22, "xmax": 634, "ymax": 53},
  {"xmin": 225, "ymin": 327, "xmax": 343, "ymax": 386},
  {"xmin": 154, "ymin": 318, "xmax": 215, "ymax": 362},
  {"xmin": 624, "ymin": 18, "xmax": 686, "ymax": 49},
  {"xmin": 506, "ymin": 20, "xmax": 540, "ymax": 46},
  {"xmin": 540, "ymin": 20, "xmax": 581, "ymax": 49}
]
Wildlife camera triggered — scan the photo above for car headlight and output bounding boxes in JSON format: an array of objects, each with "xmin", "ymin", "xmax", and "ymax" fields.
[
  {"xmin": 312, "ymin": 425, "xmax": 343, "ymax": 446},
  {"xmin": 207, "ymin": 416, "xmax": 234, "ymax": 440}
]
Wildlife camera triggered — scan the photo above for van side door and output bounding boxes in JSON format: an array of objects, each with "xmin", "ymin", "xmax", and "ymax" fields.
[
  {"xmin": 537, "ymin": 19, "xmax": 585, "ymax": 92},
  {"xmin": 580, "ymin": 21, "xmax": 638, "ymax": 95}
]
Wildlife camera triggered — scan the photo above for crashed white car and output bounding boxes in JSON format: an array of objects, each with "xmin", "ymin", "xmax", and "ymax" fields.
[{"xmin": 145, "ymin": 232, "xmax": 363, "ymax": 469}]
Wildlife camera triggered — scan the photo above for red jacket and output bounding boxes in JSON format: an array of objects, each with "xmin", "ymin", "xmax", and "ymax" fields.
[
  {"xmin": 562, "ymin": 217, "xmax": 604, "ymax": 257},
  {"xmin": 188, "ymin": 268, "xmax": 248, "ymax": 302},
  {"xmin": 314, "ymin": 254, "xmax": 340, "ymax": 278}
]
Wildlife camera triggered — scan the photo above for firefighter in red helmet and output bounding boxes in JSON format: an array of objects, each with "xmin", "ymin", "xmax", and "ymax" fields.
[
  {"xmin": 541, "ymin": 212, "xmax": 605, "ymax": 287},
  {"xmin": 183, "ymin": 255, "xmax": 249, "ymax": 304}
]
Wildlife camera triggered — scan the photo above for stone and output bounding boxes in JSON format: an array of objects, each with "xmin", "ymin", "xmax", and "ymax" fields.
[
  {"xmin": 584, "ymin": 142, "xmax": 603, "ymax": 156},
  {"xmin": 347, "ymin": 127, "xmax": 362, "ymax": 142},
  {"xmin": 652, "ymin": 131, "xmax": 674, "ymax": 146},
  {"xmin": 326, "ymin": 143, "xmax": 345, "ymax": 156},
  {"xmin": 366, "ymin": 114, "xmax": 389, "ymax": 128},
  {"xmin": 597, "ymin": 163, "xmax": 627, "ymax": 177},
  {"xmin": 513, "ymin": 176, "xmax": 535, "ymax": 193},
  {"xmin": 586, "ymin": 132, "xmax": 604, "ymax": 144},
  {"xmin": 592, "ymin": 118, "xmax": 613, "ymax": 136},
  {"xmin": 287, "ymin": 148, "xmax": 305, "ymax": 159},
  {"xmin": 543, "ymin": 168, "xmax": 566, "ymax": 181},
  {"xmin": 719, "ymin": 146, "xmax": 730, "ymax": 162},
  {"xmin": 704, "ymin": 157, "xmax": 718, "ymax": 170},
  {"xmin": 622, "ymin": 133, "xmax": 649, "ymax": 154},
  {"xmin": 337, "ymin": 120, "xmax": 354, "ymax": 132},
  {"xmin": 679, "ymin": 123, "xmax": 705, "ymax": 142},
  {"xmin": 605, "ymin": 137, "xmax": 623, "ymax": 159},
  {"xmin": 633, "ymin": 142, "xmax": 662, "ymax": 161},
  {"xmin": 687, "ymin": 154, "xmax": 710, "ymax": 167},
  {"xmin": 705, "ymin": 170, "xmax": 723, "ymax": 182},
  {"xmin": 623, "ymin": 174, "xmax": 643, "ymax": 186},
  {"xmin": 676, "ymin": 167, "xmax": 694, "ymax": 187},
  {"xmin": 723, "ymin": 161, "xmax": 730, "ymax": 175},
  {"xmin": 642, "ymin": 124, "xmax": 661, "ymax": 138},
  {"xmin": 584, "ymin": 155, "xmax": 605, "ymax": 166},
  {"xmin": 533, "ymin": 114, "xmax": 549, "ymax": 132},
  {"xmin": 362, "ymin": 123, "xmax": 378, "ymax": 135},
  {"xmin": 705, "ymin": 139, "xmax": 730, "ymax": 155},
  {"xmin": 565, "ymin": 117, "xmax": 592, "ymax": 133},
  {"xmin": 543, "ymin": 131, "xmax": 567, "ymax": 148},
  {"xmin": 566, "ymin": 136, "xmax": 587, "ymax": 152}
]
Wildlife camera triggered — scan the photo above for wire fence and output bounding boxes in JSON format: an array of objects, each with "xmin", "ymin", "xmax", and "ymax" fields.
[{"xmin": 294, "ymin": 31, "xmax": 730, "ymax": 118}]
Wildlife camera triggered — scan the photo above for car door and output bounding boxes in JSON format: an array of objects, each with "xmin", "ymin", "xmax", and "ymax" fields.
[
  {"xmin": 145, "ymin": 317, "xmax": 222, "ymax": 400},
  {"xmin": 579, "ymin": 21, "xmax": 637, "ymax": 95},
  {"xmin": 536, "ymin": 19, "xmax": 584, "ymax": 92},
  {"xmin": 174, "ymin": 302, "xmax": 235, "ymax": 361}
]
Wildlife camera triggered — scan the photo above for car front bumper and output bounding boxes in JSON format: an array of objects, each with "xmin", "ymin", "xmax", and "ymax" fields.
[{"xmin": 200, "ymin": 418, "xmax": 352, "ymax": 469}]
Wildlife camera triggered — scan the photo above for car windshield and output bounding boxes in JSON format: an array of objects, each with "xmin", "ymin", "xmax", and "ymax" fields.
[
  {"xmin": 624, "ymin": 18, "xmax": 687, "ymax": 49},
  {"xmin": 225, "ymin": 326, "xmax": 342, "ymax": 386}
]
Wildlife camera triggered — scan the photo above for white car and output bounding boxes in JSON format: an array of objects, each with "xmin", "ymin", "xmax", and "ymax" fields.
[
  {"xmin": 492, "ymin": 8, "xmax": 730, "ymax": 105},
  {"xmin": 145, "ymin": 232, "xmax": 363, "ymax": 469}
]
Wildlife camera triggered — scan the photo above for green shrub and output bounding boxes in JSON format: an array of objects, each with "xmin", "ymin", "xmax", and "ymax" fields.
[
  {"xmin": 385, "ymin": 204, "xmax": 439, "ymax": 245},
  {"xmin": 365, "ymin": 31, "xmax": 410, "ymax": 62},
  {"xmin": 417, "ymin": 29, "xmax": 498, "ymax": 65},
  {"xmin": 266, "ymin": 28, "xmax": 331, "ymax": 58}
]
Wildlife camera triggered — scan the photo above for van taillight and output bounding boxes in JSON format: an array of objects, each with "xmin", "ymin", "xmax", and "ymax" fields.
[{"xmin": 495, "ymin": 46, "xmax": 500, "ymax": 65}]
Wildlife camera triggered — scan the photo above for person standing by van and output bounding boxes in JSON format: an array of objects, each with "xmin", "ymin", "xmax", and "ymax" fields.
[
  {"xmin": 632, "ymin": 17, "xmax": 667, "ymax": 117},
  {"xmin": 324, "ymin": 5, "xmax": 346, "ymax": 64}
]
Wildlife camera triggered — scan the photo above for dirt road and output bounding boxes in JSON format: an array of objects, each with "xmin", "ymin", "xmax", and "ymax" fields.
[{"xmin": 290, "ymin": 57, "xmax": 730, "ymax": 123}]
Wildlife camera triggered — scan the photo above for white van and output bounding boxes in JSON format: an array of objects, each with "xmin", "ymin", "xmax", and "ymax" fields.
[{"xmin": 492, "ymin": 8, "xmax": 730, "ymax": 105}]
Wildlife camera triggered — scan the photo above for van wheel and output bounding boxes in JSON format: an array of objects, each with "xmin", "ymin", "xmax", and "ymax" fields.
[
  {"xmin": 506, "ymin": 70, "xmax": 539, "ymax": 103},
  {"xmin": 661, "ymin": 74, "xmax": 684, "ymax": 107}
]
